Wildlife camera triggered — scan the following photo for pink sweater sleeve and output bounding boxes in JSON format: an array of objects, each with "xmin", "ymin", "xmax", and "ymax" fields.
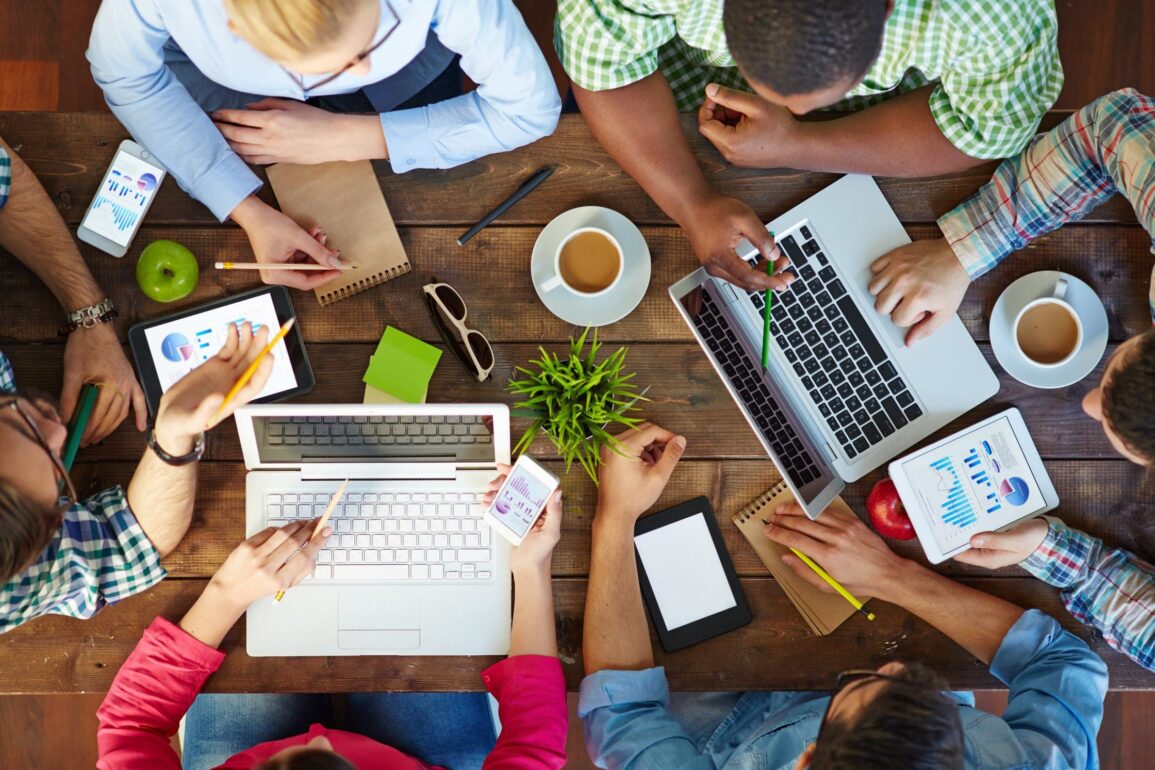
[
  {"xmin": 97, "ymin": 617, "xmax": 226, "ymax": 770},
  {"xmin": 481, "ymin": 655, "xmax": 568, "ymax": 770}
]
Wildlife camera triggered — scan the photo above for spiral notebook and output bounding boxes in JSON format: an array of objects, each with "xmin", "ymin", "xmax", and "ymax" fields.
[
  {"xmin": 266, "ymin": 160, "xmax": 411, "ymax": 306},
  {"xmin": 732, "ymin": 482, "xmax": 865, "ymax": 636}
]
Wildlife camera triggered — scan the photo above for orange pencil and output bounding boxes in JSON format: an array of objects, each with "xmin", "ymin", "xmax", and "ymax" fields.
[{"xmin": 273, "ymin": 479, "xmax": 348, "ymax": 604}]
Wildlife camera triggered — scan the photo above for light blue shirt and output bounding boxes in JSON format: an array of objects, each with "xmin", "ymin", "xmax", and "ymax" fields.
[
  {"xmin": 579, "ymin": 610, "xmax": 1107, "ymax": 769},
  {"xmin": 87, "ymin": 0, "xmax": 561, "ymax": 221}
]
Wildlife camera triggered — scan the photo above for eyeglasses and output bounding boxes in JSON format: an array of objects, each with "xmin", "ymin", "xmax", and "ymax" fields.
[
  {"xmin": 1, "ymin": 396, "xmax": 78, "ymax": 509},
  {"xmin": 286, "ymin": 0, "xmax": 401, "ymax": 94},
  {"xmin": 422, "ymin": 282, "xmax": 495, "ymax": 382},
  {"xmin": 816, "ymin": 669, "xmax": 931, "ymax": 740}
]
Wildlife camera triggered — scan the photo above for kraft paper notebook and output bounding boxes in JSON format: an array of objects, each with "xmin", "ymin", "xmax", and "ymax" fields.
[
  {"xmin": 733, "ymin": 481, "xmax": 870, "ymax": 636},
  {"xmin": 266, "ymin": 160, "xmax": 410, "ymax": 306}
]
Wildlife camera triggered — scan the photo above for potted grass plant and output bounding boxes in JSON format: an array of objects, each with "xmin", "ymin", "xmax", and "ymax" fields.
[{"xmin": 507, "ymin": 328, "xmax": 647, "ymax": 482}]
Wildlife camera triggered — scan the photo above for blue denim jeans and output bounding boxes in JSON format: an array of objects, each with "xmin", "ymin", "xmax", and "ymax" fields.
[{"xmin": 183, "ymin": 692, "xmax": 496, "ymax": 770}]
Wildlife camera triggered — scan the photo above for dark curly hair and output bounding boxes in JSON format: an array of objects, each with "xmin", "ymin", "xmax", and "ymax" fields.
[
  {"xmin": 1101, "ymin": 328, "xmax": 1155, "ymax": 465},
  {"xmin": 256, "ymin": 748, "xmax": 356, "ymax": 770}
]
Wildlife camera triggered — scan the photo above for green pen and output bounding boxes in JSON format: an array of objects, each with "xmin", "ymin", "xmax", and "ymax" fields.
[
  {"xmin": 61, "ymin": 383, "xmax": 99, "ymax": 473},
  {"xmin": 761, "ymin": 231, "xmax": 776, "ymax": 368}
]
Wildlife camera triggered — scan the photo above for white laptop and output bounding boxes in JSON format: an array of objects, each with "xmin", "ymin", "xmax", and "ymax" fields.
[
  {"xmin": 235, "ymin": 402, "xmax": 512, "ymax": 656},
  {"xmin": 669, "ymin": 174, "xmax": 999, "ymax": 518}
]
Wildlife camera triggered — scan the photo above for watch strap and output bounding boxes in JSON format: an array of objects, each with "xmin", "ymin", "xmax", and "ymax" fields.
[
  {"xmin": 147, "ymin": 429, "xmax": 205, "ymax": 466},
  {"xmin": 59, "ymin": 299, "xmax": 118, "ymax": 336}
]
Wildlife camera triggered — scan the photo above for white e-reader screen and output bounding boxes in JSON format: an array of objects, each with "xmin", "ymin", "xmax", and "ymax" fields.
[
  {"xmin": 634, "ymin": 512, "xmax": 738, "ymax": 631},
  {"xmin": 896, "ymin": 415, "xmax": 1049, "ymax": 554},
  {"xmin": 141, "ymin": 292, "xmax": 297, "ymax": 398}
]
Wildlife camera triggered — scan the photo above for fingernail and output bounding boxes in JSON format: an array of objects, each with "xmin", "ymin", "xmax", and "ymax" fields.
[
  {"xmin": 328, "ymin": 255, "xmax": 344, "ymax": 268},
  {"xmin": 673, "ymin": 436, "xmax": 687, "ymax": 450},
  {"xmin": 211, "ymin": 112, "xmax": 221, "ymax": 120},
  {"xmin": 706, "ymin": 83, "xmax": 719, "ymax": 97},
  {"xmin": 973, "ymin": 536, "xmax": 986, "ymax": 547}
]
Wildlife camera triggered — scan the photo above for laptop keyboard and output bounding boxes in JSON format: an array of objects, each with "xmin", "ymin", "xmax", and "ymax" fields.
[
  {"xmin": 265, "ymin": 415, "xmax": 493, "ymax": 447},
  {"xmin": 695, "ymin": 290, "xmax": 822, "ymax": 486},
  {"xmin": 264, "ymin": 490, "xmax": 494, "ymax": 583},
  {"xmin": 748, "ymin": 227, "xmax": 924, "ymax": 459}
]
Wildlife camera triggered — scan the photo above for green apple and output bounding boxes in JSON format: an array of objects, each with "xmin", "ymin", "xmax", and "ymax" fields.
[{"xmin": 136, "ymin": 239, "xmax": 199, "ymax": 303}]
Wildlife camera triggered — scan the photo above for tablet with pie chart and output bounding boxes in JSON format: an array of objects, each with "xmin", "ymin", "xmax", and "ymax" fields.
[{"xmin": 887, "ymin": 408, "xmax": 1059, "ymax": 564}]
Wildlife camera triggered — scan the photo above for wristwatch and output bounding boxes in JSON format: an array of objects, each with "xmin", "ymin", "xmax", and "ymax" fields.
[
  {"xmin": 147, "ymin": 429, "xmax": 205, "ymax": 466},
  {"xmin": 59, "ymin": 298, "xmax": 118, "ymax": 337}
]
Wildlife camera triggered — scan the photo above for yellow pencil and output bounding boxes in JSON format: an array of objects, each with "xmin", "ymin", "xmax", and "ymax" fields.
[
  {"xmin": 214, "ymin": 262, "xmax": 355, "ymax": 271},
  {"xmin": 205, "ymin": 318, "xmax": 295, "ymax": 429},
  {"xmin": 789, "ymin": 546, "xmax": 875, "ymax": 621},
  {"xmin": 274, "ymin": 479, "xmax": 348, "ymax": 604}
]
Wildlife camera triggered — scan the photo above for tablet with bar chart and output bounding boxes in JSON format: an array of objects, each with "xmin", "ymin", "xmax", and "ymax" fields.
[{"xmin": 887, "ymin": 408, "xmax": 1058, "ymax": 563}]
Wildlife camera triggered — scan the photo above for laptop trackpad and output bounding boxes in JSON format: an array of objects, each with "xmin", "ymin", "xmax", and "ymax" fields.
[{"xmin": 338, "ymin": 592, "xmax": 420, "ymax": 649}]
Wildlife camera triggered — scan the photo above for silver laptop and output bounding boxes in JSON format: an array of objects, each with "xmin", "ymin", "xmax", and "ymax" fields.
[
  {"xmin": 670, "ymin": 175, "xmax": 998, "ymax": 518},
  {"xmin": 235, "ymin": 403, "xmax": 512, "ymax": 656}
]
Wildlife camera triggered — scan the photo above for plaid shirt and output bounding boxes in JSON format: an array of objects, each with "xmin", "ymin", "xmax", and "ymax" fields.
[
  {"xmin": 1022, "ymin": 517, "xmax": 1155, "ymax": 671},
  {"xmin": 0, "ymin": 145, "xmax": 10, "ymax": 208},
  {"xmin": 555, "ymin": 0, "xmax": 1063, "ymax": 159},
  {"xmin": 939, "ymin": 88, "xmax": 1155, "ymax": 320},
  {"xmin": 0, "ymin": 352, "xmax": 165, "ymax": 634}
]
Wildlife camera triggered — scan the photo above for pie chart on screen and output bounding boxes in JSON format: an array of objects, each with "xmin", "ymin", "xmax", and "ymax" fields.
[
  {"xmin": 161, "ymin": 333, "xmax": 193, "ymax": 362},
  {"xmin": 1000, "ymin": 476, "xmax": 1030, "ymax": 506}
]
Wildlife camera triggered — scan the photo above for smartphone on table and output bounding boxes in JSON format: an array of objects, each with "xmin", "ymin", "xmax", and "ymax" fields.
[
  {"xmin": 78, "ymin": 139, "xmax": 166, "ymax": 257},
  {"xmin": 484, "ymin": 455, "xmax": 560, "ymax": 545}
]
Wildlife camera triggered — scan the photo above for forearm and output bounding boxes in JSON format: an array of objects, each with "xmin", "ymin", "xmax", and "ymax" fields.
[
  {"xmin": 787, "ymin": 87, "xmax": 981, "ymax": 177},
  {"xmin": 583, "ymin": 516, "xmax": 653, "ymax": 674},
  {"xmin": 339, "ymin": 114, "xmax": 389, "ymax": 161},
  {"xmin": 125, "ymin": 427, "xmax": 198, "ymax": 557},
  {"xmin": 880, "ymin": 559, "xmax": 1024, "ymax": 664},
  {"xmin": 179, "ymin": 583, "xmax": 245, "ymax": 649},
  {"xmin": 0, "ymin": 139, "xmax": 105, "ymax": 309},
  {"xmin": 573, "ymin": 77, "xmax": 715, "ymax": 227},
  {"xmin": 510, "ymin": 564, "xmax": 558, "ymax": 657}
]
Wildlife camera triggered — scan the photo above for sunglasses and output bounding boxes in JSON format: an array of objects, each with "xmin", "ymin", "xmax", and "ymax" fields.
[{"xmin": 422, "ymin": 282, "xmax": 495, "ymax": 382}]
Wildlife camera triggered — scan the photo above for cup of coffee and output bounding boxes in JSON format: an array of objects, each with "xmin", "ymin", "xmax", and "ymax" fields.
[
  {"xmin": 541, "ymin": 226, "xmax": 623, "ymax": 297},
  {"xmin": 1012, "ymin": 277, "xmax": 1083, "ymax": 367}
]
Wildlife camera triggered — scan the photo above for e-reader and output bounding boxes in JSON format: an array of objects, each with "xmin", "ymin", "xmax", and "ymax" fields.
[
  {"xmin": 634, "ymin": 497, "xmax": 752, "ymax": 652},
  {"xmin": 128, "ymin": 285, "xmax": 314, "ymax": 416},
  {"xmin": 888, "ymin": 408, "xmax": 1059, "ymax": 564}
]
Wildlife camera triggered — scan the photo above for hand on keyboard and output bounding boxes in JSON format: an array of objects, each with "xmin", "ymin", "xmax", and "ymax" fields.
[
  {"xmin": 485, "ymin": 463, "xmax": 564, "ymax": 574},
  {"xmin": 210, "ymin": 519, "xmax": 331, "ymax": 609},
  {"xmin": 868, "ymin": 238, "xmax": 972, "ymax": 346}
]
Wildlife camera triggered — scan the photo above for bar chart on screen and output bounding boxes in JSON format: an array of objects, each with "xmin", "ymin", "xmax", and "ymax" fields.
[{"xmin": 929, "ymin": 456, "xmax": 978, "ymax": 528}]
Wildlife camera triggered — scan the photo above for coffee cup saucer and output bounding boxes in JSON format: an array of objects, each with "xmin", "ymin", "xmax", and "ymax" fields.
[
  {"xmin": 532, "ymin": 206, "xmax": 651, "ymax": 327},
  {"xmin": 989, "ymin": 270, "xmax": 1108, "ymax": 389}
]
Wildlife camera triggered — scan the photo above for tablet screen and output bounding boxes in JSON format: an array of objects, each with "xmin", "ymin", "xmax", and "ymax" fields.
[
  {"xmin": 141, "ymin": 292, "xmax": 298, "ymax": 398},
  {"xmin": 897, "ymin": 415, "xmax": 1048, "ymax": 553},
  {"xmin": 634, "ymin": 512, "xmax": 737, "ymax": 630}
]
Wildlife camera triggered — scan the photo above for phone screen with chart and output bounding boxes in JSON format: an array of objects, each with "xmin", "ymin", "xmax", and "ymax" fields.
[
  {"xmin": 141, "ymin": 293, "xmax": 297, "ymax": 397},
  {"xmin": 899, "ymin": 416, "xmax": 1047, "ymax": 553},
  {"xmin": 490, "ymin": 465, "xmax": 554, "ymax": 537},
  {"xmin": 83, "ymin": 151, "xmax": 165, "ymax": 246}
]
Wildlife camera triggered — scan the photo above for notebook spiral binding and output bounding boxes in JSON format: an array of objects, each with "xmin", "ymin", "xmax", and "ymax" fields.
[
  {"xmin": 317, "ymin": 263, "xmax": 412, "ymax": 306},
  {"xmin": 733, "ymin": 480, "xmax": 790, "ymax": 523}
]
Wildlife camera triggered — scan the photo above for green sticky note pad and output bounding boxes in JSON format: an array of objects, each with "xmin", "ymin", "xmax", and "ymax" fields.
[{"xmin": 362, "ymin": 326, "xmax": 442, "ymax": 403}]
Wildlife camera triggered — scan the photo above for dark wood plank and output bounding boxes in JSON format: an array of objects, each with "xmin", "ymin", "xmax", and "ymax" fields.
[
  {"xmin": 56, "ymin": 458, "xmax": 1150, "ymax": 582},
  {"xmin": 0, "ymin": 1, "xmax": 60, "ymax": 60},
  {"xmin": 0, "ymin": 62, "xmax": 59, "ymax": 111},
  {"xmin": 1, "ymin": 113, "xmax": 1139, "ymax": 227},
  {"xmin": 0, "ymin": 693, "xmax": 102, "ymax": 767},
  {"xmin": 1054, "ymin": 0, "xmax": 1153, "ymax": 109},
  {"xmin": 57, "ymin": 0, "xmax": 108, "ymax": 112},
  {"xmin": 0, "ymin": 341, "xmax": 1125, "ymax": 463},
  {"xmin": 0, "ymin": 576, "xmax": 1150, "ymax": 694},
  {"xmin": 2, "ymin": 223, "xmax": 1150, "ymax": 345}
]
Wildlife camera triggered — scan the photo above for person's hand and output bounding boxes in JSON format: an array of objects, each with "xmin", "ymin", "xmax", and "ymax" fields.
[
  {"xmin": 953, "ymin": 518, "xmax": 1050, "ymax": 570},
  {"xmin": 61, "ymin": 323, "xmax": 148, "ymax": 446},
  {"xmin": 762, "ymin": 502, "xmax": 909, "ymax": 601},
  {"xmin": 154, "ymin": 322, "xmax": 274, "ymax": 451},
  {"xmin": 595, "ymin": 422, "xmax": 686, "ymax": 523},
  {"xmin": 868, "ymin": 238, "xmax": 972, "ymax": 346},
  {"xmin": 213, "ymin": 98, "xmax": 357, "ymax": 166},
  {"xmin": 207, "ymin": 519, "xmax": 332, "ymax": 611},
  {"xmin": 230, "ymin": 196, "xmax": 344, "ymax": 291},
  {"xmin": 697, "ymin": 83, "xmax": 798, "ymax": 169},
  {"xmin": 682, "ymin": 194, "xmax": 795, "ymax": 292},
  {"xmin": 484, "ymin": 464, "xmax": 565, "ymax": 574}
]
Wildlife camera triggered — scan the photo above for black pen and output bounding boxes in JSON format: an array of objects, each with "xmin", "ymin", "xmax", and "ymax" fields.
[{"xmin": 456, "ymin": 166, "xmax": 555, "ymax": 246}]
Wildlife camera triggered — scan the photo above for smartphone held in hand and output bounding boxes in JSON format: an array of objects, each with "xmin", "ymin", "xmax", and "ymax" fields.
[{"xmin": 484, "ymin": 456, "xmax": 560, "ymax": 545}]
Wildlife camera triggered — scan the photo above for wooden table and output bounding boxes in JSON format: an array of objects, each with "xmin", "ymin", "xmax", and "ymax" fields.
[{"xmin": 1, "ymin": 112, "xmax": 1153, "ymax": 694}]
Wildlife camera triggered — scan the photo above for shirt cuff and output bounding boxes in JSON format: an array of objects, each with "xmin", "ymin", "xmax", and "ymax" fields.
[
  {"xmin": 577, "ymin": 667, "xmax": 670, "ymax": 719},
  {"xmin": 482, "ymin": 655, "xmax": 565, "ymax": 698},
  {"xmin": 380, "ymin": 108, "xmax": 437, "ymax": 173},
  {"xmin": 1020, "ymin": 516, "xmax": 1089, "ymax": 589},
  {"xmin": 989, "ymin": 608, "xmax": 1065, "ymax": 686},
  {"xmin": 145, "ymin": 616, "xmax": 228, "ymax": 671},
  {"xmin": 936, "ymin": 202, "xmax": 997, "ymax": 280},
  {"xmin": 191, "ymin": 152, "xmax": 263, "ymax": 222}
]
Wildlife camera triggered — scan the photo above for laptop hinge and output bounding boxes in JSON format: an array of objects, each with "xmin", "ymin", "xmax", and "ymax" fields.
[{"xmin": 300, "ymin": 463, "xmax": 457, "ymax": 481}]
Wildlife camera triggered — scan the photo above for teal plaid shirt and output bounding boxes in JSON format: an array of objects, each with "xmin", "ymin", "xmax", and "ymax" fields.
[
  {"xmin": 0, "ymin": 145, "xmax": 10, "ymax": 208},
  {"xmin": 556, "ymin": 0, "xmax": 1063, "ymax": 159},
  {"xmin": 0, "ymin": 353, "xmax": 165, "ymax": 634}
]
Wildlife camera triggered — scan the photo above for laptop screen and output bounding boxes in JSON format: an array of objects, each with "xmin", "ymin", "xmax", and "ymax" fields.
[{"xmin": 250, "ymin": 412, "xmax": 497, "ymax": 465}]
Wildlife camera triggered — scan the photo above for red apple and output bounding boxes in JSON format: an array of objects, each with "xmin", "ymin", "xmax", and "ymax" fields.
[{"xmin": 866, "ymin": 478, "xmax": 916, "ymax": 540}]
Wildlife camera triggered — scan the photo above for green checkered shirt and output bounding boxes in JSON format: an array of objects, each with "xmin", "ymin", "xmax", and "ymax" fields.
[
  {"xmin": 0, "ymin": 352, "xmax": 166, "ymax": 633},
  {"xmin": 0, "ymin": 145, "xmax": 10, "ymax": 208},
  {"xmin": 556, "ymin": 0, "xmax": 1063, "ymax": 159}
]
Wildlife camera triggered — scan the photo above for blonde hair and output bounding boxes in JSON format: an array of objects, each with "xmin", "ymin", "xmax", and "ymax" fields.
[{"xmin": 225, "ymin": 0, "xmax": 375, "ymax": 61}]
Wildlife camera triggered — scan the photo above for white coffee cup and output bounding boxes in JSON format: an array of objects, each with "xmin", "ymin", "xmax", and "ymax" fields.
[
  {"xmin": 1012, "ymin": 277, "xmax": 1084, "ymax": 368},
  {"xmin": 540, "ymin": 226, "xmax": 624, "ymax": 297}
]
